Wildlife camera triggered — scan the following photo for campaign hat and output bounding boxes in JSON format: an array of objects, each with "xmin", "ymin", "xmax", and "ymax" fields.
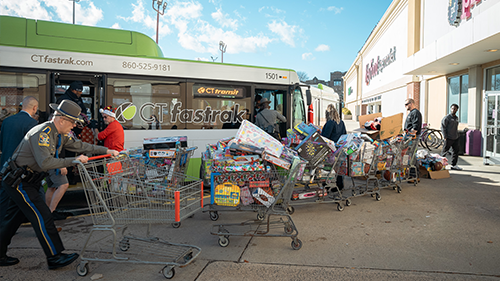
[{"xmin": 49, "ymin": 100, "xmax": 84, "ymax": 123}]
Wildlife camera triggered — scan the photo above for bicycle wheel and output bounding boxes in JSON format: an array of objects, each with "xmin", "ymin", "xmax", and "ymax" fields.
[
  {"xmin": 431, "ymin": 130, "xmax": 444, "ymax": 149},
  {"xmin": 419, "ymin": 130, "xmax": 430, "ymax": 150},
  {"xmin": 425, "ymin": 131, "xmax": 442, "ymax": 150}
]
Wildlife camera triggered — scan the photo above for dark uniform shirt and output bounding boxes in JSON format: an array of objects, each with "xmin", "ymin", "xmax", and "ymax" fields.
[
  {"xmin": 441, "ymin": 113, "xmax": 459, "ymax": 140},
  {"xmin": 404, "ymin": 108, "xmax": 422, "ymax": 135},
  {"xmin": 13, "ymin": 121, "xmax": 107, "ymax": 173}
]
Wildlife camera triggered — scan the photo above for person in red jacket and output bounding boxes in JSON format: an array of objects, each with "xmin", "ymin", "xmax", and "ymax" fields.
[{"xmin": 93, "ymin": 106, "xmax": 124, "ymax": 151}]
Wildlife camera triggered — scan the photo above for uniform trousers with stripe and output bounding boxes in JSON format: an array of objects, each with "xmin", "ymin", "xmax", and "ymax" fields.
[{"xmin": 0, "ymin": 181, "xmax": 64, "ymax": 258}]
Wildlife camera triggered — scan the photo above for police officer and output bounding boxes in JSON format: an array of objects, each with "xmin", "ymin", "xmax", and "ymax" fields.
[{"xmin": 0, "ymin": 100, "xmax": 119, "ymax": 269}]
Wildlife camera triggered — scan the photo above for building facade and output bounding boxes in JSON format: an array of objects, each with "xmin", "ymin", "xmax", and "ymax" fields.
[{"xmin": 344, "ymin": 0, "xmax": 500, "ymax": 163}]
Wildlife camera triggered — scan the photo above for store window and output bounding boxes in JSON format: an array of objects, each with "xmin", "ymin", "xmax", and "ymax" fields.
[
  {"xmin": 448, "ymin": 74, "xmax": 468, "ymax": 123},
  {"xmin": 0, "ymin": 72, "xmax": 46, "ymax": 123},
  {"xmin": 333, "ymin": 80, "xmax": 342, "ymax": 86},
  {"xmin": 107, "ymin": 77, "xmax": 182, "ymax": 130},
  {"xmin": 486, "ymin": 65, "xmax": 500, "ymax": 91}
]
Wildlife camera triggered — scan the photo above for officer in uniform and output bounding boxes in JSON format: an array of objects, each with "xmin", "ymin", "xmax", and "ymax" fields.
[{"xmin": 0, "ymin": 100, "xmax": 119, "ymax": 269}]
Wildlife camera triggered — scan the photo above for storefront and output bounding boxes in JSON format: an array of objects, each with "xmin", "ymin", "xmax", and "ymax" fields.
[{"xmin": 344, "ymin": 0, "xmax": 500, "ymax": 164}]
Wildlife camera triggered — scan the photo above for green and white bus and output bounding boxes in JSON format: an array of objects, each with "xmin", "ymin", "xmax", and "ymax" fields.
[{"xmin": 0, "ymin": 15, "xmax": 337, "ymax": 176}]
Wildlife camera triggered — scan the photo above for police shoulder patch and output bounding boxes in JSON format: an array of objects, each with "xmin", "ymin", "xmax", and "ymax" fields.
[
  {"xmin": 39, "ymin": 132, "xmax": 50, "ymax": 147},
  {"xmin": 42, "ymin": 126, "xmax": 51, "ymax": 134}
]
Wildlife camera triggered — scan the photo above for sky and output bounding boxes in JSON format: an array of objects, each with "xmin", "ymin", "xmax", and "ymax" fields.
[{"xmin": 1, "ymin": 0, "xmax": 393, "ymax": 82}]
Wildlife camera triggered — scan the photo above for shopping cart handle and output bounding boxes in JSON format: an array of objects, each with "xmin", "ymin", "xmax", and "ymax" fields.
[{"xmin": 87, "ymin": 154, "xmax": 112, "ymax": 161}]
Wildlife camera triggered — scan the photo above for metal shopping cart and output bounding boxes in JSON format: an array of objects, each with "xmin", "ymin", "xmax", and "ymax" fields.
[
  {"xmin": 289, "ymin": 145, "xmax": 352, "ymax": 212},
  {"xmin": 75, "ymin": 154, "xmax": 202, "ymax": 279},
  {"xmin": 209, "ymin": 160, "xmax": 306, "ymax": 250},
  {"xmin": 347, "ymin": 141, "xmax": 383, "ymax": 201}
]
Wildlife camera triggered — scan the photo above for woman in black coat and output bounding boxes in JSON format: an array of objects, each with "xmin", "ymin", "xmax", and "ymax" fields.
[{"xmin": 321, "ymin": 104, "xmax": 347, "ymax": 191}]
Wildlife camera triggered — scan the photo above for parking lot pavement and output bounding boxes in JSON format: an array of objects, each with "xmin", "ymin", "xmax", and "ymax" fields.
[{"xmin": 2, "ymin": 153, "xmax": 499, "ymax": 281}]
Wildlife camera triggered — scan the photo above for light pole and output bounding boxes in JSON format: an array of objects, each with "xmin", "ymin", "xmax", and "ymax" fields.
[
  {"xmin": 219, "ymin": 41, "xmax": 227, "ymax": 63},
  {"xmin": 152, "ymin": 0, "xmax": 167, "ymax": 44},
  {"xmin": 211, "ymin": 56, "xmax": 218, "ymax": 62},
  {"xmin": 69, "ymin": 0, "xmax": 80, "ymax": 24}
]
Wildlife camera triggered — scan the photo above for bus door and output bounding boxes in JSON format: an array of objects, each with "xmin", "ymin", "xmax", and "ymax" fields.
[
  {"xmin": 255, "ymin": 85, "xmax": 289, "ymax": 136},
  {"xmin": 49, "ymin": 72, "xmax": 105, "ymax": 136}
]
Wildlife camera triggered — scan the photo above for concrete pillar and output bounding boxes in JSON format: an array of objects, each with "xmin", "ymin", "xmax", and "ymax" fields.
[
  {"xmin": 407, "ymin": 81, "xmax": 421, "ymax": 110},
  {"xmin": 468, "ymin": 65, "xmax": 483, "ymax": 129}
]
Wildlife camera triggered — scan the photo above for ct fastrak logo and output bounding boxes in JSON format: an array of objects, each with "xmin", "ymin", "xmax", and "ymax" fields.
[
  {"xmin": 115, "ymin": 101, "xmax": 246, "ymax": 124},
  {"xmin": 115, "ymin": 102, "xmax": 137, "ymax": 123}
]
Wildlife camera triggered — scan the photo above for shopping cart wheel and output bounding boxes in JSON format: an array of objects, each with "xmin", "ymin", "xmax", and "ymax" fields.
[
  {"xmin": 209, "ymin": 211, "xmax": 219, "ymax": 221},
  {"xmin": 119, "ymin": 238, "xmax": 130, "ymax": 251},
  {"xmin": 284, "ymin": 223, "xmax": 293, "ymax": 234},
  {"xmin": 397, "ymin": 186, "xmax": 402, "ymax": 193},
  {"xmin": 218, "ymin": 236, "xmax": 230, "ymax": 247},
  {"xmin": 375, "ymin": 193, "xmax": 381, "ymax": 201},
  {"xmin": 162, "ymin": 266, "xmax": 175, "ymax": 279},
  {"xmin": 345, "ymin": 199, "xmax": 352, "ymax": 206},
  {"xmin": 172, "ymin": 222, "xmax": 181, "ymax": 228},
  {"xmin": 184, "ymin": 252, "xmax": 193, "ymax": 262},
  {"xmin": 337, "ymin": 203, "xmax": 344, "ymax": 212},
  {"xmin": 76, "ymin": 262, "xmax": 88, "ymax": 276},
  {"xmin": 286, "ymin": 206, "xmax": 295, "ymax": 215},
  {"xmin": 257, "ymin": 213, "xmax": 265, "ymax": 221},
  {"xmin": 352, "ymin": 190, "xmax": 356, "ymax": 197},
  {"xmin": 291, "ymin": 238, "xmax": 302, "ymax": 250}
]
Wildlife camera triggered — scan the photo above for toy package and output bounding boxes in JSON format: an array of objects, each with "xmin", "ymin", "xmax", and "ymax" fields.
[{"xmin": 235, "ymin": 120, "xmax": 283, "ymax": 157}]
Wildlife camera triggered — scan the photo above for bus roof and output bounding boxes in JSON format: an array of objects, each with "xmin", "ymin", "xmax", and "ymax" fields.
[
  {"xmin": 0, "ymin": 15, "xmax": 163, "ymax": 57},
  {"xmin": 0, "ymin": 15, "xmax": 297, "ymax": 73}
]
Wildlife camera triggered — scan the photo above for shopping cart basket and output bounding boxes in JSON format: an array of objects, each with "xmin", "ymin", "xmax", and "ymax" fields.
[
  {"xmin": 210, "ymin": 160, "xmax": 306, "ymax": 250},
  {"xmin": 75, "ymin": 154, "xmax": 202, "ymax": 279},
  {"xmin": 290, "ymin": 146, "xmax": 352, "ymax": 212}
]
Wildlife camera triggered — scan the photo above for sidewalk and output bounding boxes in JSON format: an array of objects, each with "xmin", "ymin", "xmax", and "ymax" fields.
[{"xmin": 2, "ymin": 126, "xmax": 499, "ymax": 280}]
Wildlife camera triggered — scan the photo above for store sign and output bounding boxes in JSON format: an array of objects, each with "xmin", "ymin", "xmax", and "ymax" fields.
[
  {"xmin": 365, "ymin": 47, "xmax": 397, "ymax": 86},
  {"xmin": 348, "ymin": 87, "xmax": 353, "ymax": 96},
  {"xmin": 448, "ymin": 0, "xmax": 461, "ymax": 26},
  {"xmin": 115, "ymin": 101, "xmax": 246, "ymax": 124},
  {"xmin": 193, "ymin": 85, "xmax": 244, "ymax": 98},
  {"xmin": 362, "ymin": 95, "xmax": 381, "ymax": 104},
  {"xmin": 448, "ymin": 0, "xmax": 484, "ymax": 26}
]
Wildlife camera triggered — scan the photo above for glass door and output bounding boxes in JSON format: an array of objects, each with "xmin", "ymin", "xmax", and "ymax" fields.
[{"xmin": 483, "ymin": 92, "xmax": 500, "ymax": 164}]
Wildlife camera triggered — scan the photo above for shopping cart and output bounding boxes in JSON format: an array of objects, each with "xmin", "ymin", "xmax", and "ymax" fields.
[
  {"xmin": 290, "ymin": 146, "xmax": 352, "ymax": 212},
  {"xmin": 75, "ymin": 154, "xmax": 202, "ymax": 279},
  {"xmin": 210, "ymin": 160, "xmax": 306, "ymax": 250},
  {"xmin": 401, "ymin": 135, "xmax": 420, "ymax": 185},
  {"xmin": 347, "ymin": 141, "xmax": 383, "ymax": 201}
]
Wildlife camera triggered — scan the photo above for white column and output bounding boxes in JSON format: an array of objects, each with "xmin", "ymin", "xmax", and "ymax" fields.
[{"xmin": 468, "ymin": 65, "xmax": 483, "ymax": 130}]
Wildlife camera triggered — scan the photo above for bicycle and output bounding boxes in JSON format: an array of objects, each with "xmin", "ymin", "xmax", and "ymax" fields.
[{"xmin": 419, "ymin": 123, "xmax": 444, "ymax": 151}]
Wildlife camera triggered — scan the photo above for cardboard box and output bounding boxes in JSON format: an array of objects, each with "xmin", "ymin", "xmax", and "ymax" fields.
[
  {"xmin": 354, "ymin": 113, "xmax": 403, "ymax": 140},
  {"xmin": 429, "ymin": 169, "xmax": 450, "ymax": 179},
  {"xmin": 419, "ymin": 165, "xmax": 429, "ymax": 178}
]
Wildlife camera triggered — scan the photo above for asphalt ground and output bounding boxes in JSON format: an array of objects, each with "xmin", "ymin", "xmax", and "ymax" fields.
[{"xmin": 1, "ymin": 120, "xmax": 499, "ymax": 281}]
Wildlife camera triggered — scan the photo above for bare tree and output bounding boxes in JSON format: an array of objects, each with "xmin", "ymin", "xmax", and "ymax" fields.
[{"xmin": 297, "ymin": 71, "xmax": 309, "ymax": 82}]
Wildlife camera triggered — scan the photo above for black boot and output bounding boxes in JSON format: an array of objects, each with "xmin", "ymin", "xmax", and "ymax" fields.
[
  {"xmin": 0, "ymin": 256, "xmax": 20, "ymax": 266},
  {"xmin": 47, "ymin": 252, "xmax": 79, "ymax": 270}
]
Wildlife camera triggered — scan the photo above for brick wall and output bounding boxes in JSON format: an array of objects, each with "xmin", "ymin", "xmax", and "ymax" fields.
[{"xmin": 407, "ymin": 81, "xmax": 420, "ymax": 109}]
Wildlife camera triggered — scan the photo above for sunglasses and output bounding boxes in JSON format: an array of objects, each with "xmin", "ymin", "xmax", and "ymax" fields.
[{"xmin": 405, "ymin": 102, "xmax": 411, "ymax": 106}]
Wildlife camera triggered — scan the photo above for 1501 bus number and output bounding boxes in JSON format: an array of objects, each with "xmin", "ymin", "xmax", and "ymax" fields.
[
  {"xmin": 122, "ymin": 61, "xmax": 170, "ymax": 72},
  {"xmin": 266, "ymin": 72, "xmax": 279, "ymax": 80}
]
